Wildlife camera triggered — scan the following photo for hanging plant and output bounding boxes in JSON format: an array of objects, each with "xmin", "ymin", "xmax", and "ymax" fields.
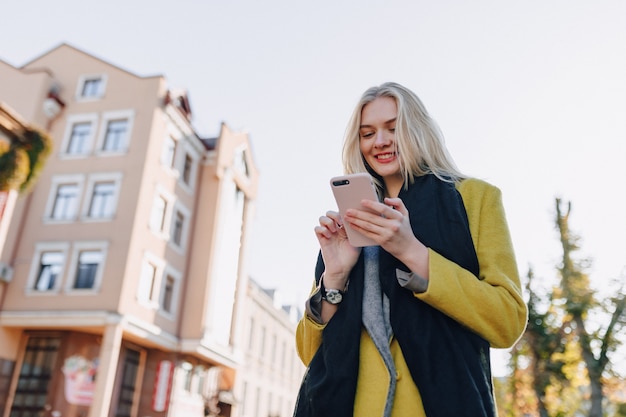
[
  {"xmin": 0, "ymin": 145, "xmax": 29, "ymax": 191},
  {"xmin": 0, "ymin": 125, "xmax": 51, "ymax": 193},
  {"xmin": 19, "ymin": 127, "xmax": 52, "ymax": 192}
]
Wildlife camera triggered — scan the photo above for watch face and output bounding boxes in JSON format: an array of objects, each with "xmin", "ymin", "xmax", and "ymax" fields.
[{"xmin": 325, "ymin": 290, "xmax": 343, "ymax": 304}]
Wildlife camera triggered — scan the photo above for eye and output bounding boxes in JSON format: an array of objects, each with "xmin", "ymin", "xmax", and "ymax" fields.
[{"xmin": 360, "ymin": 130, "xmax": 375, "ymax": 139}]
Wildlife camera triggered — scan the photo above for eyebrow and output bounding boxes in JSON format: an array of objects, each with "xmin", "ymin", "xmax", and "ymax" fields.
[{"xmin": 359, "ymin": 118, "xmax": 397, "ymax": 129}]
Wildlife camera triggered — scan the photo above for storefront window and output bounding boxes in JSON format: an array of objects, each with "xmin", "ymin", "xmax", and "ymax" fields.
[{"xmin": 10, "ymin": 336, "xmax": 61, "ymax": 417}]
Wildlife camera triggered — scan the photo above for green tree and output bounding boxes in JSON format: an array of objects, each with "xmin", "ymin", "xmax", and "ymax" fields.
[
  {"xmin": 508, "ymin": 268, "xmax": 579, "ymax": 417},
  {"xmin": 554, "ymin": 198, "xmax": 626, "ymax": 417},
  {"xmin": 504, "ymin": 199, "xmax": 626, "ymax": 416}
]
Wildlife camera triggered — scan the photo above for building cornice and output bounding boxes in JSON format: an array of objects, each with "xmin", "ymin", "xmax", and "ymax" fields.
[
  {"xmin": 0, "ymin": 310, "xmax": 242, "ymax": 368},
  {"xmin": 0, "ymin": 310, "xmax": 179, "ymax": 348},
  {"xmin": 179, "ymin": 338, "xmax": 241, "ymax": 369}
]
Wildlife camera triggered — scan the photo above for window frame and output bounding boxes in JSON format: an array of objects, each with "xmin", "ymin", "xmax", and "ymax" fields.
[
  {"xmin": 137, "ymin": 251, "xmax": 165, "ymax": 309},
  {"xmin": 149, "ymin": 186, "xmax": 175, "ymax": 239},
  {"xmin": 26, "ymin": 242, "xmax": 70, "ymax": 295},
  {"xmin": 160, "ymin": 135, "xmax": 178, "ymax": 170},
  {"xmin": 76, "ymin": 74, "xmax": 108, "ymax": 100},
  {"xmin": 64, "ymin": 241, "xmax": 108, "ymax": 294},
  {"xmin": 81, "ymin": 172, "xmax": 123, "ymax": 221},
  {"xmin": 158, "ymin": 265, "xmax": 181, "ymax": 319},
  {"xmin": 169, "ymin": 201, "xmax": 191, "ymax": 252},
  {"xmin": 95, "ymin": 109, "xmax": 135, "ymax": 155},
  {"xmin": 59, "ymin": 113, "xmax": 98, "ymax": 158},
  {"xmin": 176, "ymin": 142, "xmax": 200, "ymax": 194},
  {"xmin": 44, "ymin": 174, "xmax": 85, "ymax": 224}
]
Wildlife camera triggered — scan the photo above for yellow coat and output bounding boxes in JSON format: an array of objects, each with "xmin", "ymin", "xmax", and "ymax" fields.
[{"xmin": 295, "ymin": 178, "xmax": 528, "ymax": 417}]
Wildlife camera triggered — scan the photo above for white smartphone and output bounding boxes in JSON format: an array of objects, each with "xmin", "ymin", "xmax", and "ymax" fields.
[{"xmin": 330, "ymin": 173, "xmax": 380, "ymax": 247}]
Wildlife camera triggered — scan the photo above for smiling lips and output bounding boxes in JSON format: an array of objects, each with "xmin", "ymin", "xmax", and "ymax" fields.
[{"xmin": 375, "ymin": 152, "xmax": 397, "ymax": 162}]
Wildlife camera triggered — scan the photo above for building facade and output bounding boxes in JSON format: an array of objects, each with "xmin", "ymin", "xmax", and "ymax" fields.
[
  {"xmin": 234, "ymin": 280, "xmax": 304, "ymax": 417},
  {"xmin": 0, "ymin": 44, "xmax": 268, "ymax": 417}
]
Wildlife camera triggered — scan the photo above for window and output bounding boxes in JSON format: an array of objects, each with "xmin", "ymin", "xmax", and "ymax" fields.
[
  {"xmin": 82, "ymin": 172, "xmax": 122, "ymax": 221},
  {"xmin": 27, "ymin": 242, "xmax": 69, "ymax": 293},
  {"xmin": 139, "ymin": 261, "xmax": 158, "ymax": 303},
  {"xmin": 177, "ymin": 144, "xmax": 199, "ymax": 192},
  {"xmin": 172, "ymin": 211, "xmax": 184, "ymax": 245},
  {"xmin": 182, "ymin": 154, "xmax": 193, "ymax": 184},
  {"xmin": 181, "ymin": 362, "xmax": 193, "ymax": 392},
  {"xmin": 159, "ymin": 267, "xmax": 180, "ymax": 317},
  {"xmin": 94, "ymin": 110, "xmax": 134, "ymax": 155},
  {"xmin": 73, "ymin": 250, "xmax": 102, "ymax": 289},
  {"xmin": 138, "ymin": 252, "xmax": 165, "ymax": 307},
  {"xmin": 161, "ymin": 275, "xmax": 175, "ymax": 313},
  {"xmin": 66, "ymin": 241, "xmax": 107, "ymax": 292},
  {"xmin": 271, "ymin": 334, "xmax": 277, "ymax": 364},
  {"xmin": 115, "ymin": 348, "xmax": 141, "ymax": 417},
  {"xmin": 150, "ymin": 195, "xmax": 167, "ymax": 232},
  {"xmin": 260, "ymin": 326, "xmax": 266, "ymax": 357},
  {"xmin": 82, "ymin": 78, "xmax": 102, "ymax": 97},
  {"xmin": 281, "ymin": 340, "xmax": 287, "ymax": 369},
  {"xmin": 66, "ymin": 122, "xmax": 92, "ymax": 155},
  {"xmin": 248, "ymin": 318, "xmax": 255, "ymax": 349},
  {"xmin": 9, "ymin": 337, "xmax": 61, "ymax": 416},
  {"xmin": 60, "ymin": 114, "xmax": 98, "ymax": 158},
  {"xmin": 161, "ymin": 136, "xmax": 177, "ymax": 168},
  {"xmin": 76, "ymin": 74, "xmax": 107, "ymax": 100},
  {"xmin": 34, "ymin": 251, "xmax": 64, "ymax": 291},
  {"xmin": 102, "ymin": 119, "xmax": 128, "ymax": 151},
  {"xmin": 87, "ymin": 181, "xmax": 115, "ymax": 218},
  {"xmin": 169, "ymin": 202, "xmax": 190, "ymax": 251},
  {"xmin": 51, "ymin": 183, "xmax": 80, "ymax": 220},
  {"xmin": 149, "ymin": 188, "xmax": 175, "ymax": 238}
]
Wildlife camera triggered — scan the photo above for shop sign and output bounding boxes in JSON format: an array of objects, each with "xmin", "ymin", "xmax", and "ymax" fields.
[
  {"xmin": 62, "ymin": 355, "xmax": 99, "ymax": 406},
  {"xmin": 153, "ymin": 360, "xmax": 174, "ymax": 412}
]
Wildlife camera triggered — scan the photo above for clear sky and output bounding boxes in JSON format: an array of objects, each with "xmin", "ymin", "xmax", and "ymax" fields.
[{"xmin": 2, "ymin": 0, "xmax": 626, "ymax": 311}]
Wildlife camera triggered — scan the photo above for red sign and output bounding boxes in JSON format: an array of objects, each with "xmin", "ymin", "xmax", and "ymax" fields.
[{"xmin": 152, "ymin": 360, "xmax": 174, "ymax": 412}]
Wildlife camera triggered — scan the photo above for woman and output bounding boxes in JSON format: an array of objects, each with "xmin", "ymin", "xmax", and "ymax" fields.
[{"xmin": 293, "ymin": 82, "xmax": 527, "ymax": 417}]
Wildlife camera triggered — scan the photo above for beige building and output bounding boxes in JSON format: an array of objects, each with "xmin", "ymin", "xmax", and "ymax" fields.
[
  {"xmin": 0, "ymin": 43, "xmax": 278, "ymax": 417},
  {"xmin": 235, "ymin": 280, "xmax": 304, "ymax": 417}
]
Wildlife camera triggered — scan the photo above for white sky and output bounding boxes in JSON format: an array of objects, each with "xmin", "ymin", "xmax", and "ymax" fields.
[{"xmin": 2, "ymin": 0, "xmax": 626, "ymax": 310}]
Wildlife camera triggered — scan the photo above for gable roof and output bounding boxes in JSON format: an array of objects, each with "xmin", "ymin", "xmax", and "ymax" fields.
[{"xmin": 20, "ymin": 42, "xmax": 163, "ymax": 81}]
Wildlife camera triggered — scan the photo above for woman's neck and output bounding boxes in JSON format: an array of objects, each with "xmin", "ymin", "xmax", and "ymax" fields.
[{"xmin": 383, "ymin": 175, "xmax": 404, "ymax": 198}]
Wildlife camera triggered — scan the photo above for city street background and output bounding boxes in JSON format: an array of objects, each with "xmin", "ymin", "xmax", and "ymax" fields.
[{"xmin": 2, "ymin": 0, "xmax": 625, "ymax": 320}]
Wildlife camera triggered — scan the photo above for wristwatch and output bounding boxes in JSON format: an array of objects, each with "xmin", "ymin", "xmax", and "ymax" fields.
[{"xmin": 322, "ymin": 286, "xmax": 344, "ymax": 305}]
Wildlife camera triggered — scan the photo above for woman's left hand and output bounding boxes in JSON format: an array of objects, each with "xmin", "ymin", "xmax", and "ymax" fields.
[{"xmin": 344, "ymin": 197, "xmax": 429, "ymax": 278}]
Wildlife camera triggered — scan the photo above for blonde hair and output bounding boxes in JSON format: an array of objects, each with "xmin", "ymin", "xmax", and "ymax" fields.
[{"xmin": 342, "ymin": 82, "xmax": 466, "ymax": 192}]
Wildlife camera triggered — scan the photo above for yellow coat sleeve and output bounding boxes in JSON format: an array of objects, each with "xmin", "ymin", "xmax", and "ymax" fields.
[{"xmin": 415, "ymin": 178, "xmax": 528, "ymax": 348}]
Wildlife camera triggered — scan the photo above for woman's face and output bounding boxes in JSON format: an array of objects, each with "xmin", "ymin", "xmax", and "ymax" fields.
[{"xmin": 359, "ymin": 96, "xmax": 403, "ymax": 189}]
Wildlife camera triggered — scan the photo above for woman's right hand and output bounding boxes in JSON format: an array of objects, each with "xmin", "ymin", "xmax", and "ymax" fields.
[{"xmin": 314, "ymin": 210, "xmax": 361, "ymax": 289}]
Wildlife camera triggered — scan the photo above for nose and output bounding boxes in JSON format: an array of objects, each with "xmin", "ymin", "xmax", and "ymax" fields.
[{"xmin": 374, "ymin": 130, "xmax": 391, "ymax": 147}]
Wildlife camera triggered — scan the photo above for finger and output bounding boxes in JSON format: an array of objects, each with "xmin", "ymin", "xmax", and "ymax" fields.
[
  {"xmin": 325, "ymin": 211, "xmax": 345, "ymax": 230},
  {"xmin": 319, "ymin": 215, "xmax": 338, "ymax": 233},
  {"xmin": 314, "ymin": 225, "xmax": 334, "ymax": 240},
  {"xmin": 355, "ymin": 200, "xmax": 402, "ymax": 222},
  {"xmin": 383, "ymin": 197, "xmax": 409, "ymax": 216}
]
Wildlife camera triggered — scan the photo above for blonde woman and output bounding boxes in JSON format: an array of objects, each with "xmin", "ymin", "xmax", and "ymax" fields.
[{"xmin": 294, "ymin": 82, "xmax": 527, "ymax": 417}]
